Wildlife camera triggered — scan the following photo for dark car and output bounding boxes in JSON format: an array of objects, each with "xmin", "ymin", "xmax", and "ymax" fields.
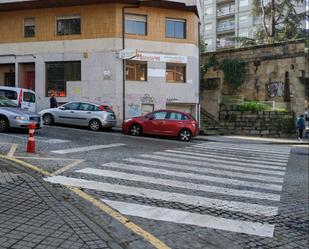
[{"xmin": 122, "ymin": 109, "xmax": 199, "ymax": 142}]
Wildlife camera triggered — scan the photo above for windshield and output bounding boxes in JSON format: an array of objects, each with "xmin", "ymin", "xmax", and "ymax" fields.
[{"xmin": 0, "ymin": 96, "xmax": 18, "ymax": 107}]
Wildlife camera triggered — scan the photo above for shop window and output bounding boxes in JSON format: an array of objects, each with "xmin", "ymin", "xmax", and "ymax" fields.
[
  {"xmin": 126, "ymin": 61, "xmax": 147, "ymax": 81},
  {"xmin": 125, "ymin": 14, "xmax": 147, "ymax": 35},
  {"xmin": 4, "ymin": 72, "xmax": 15, "ymax": 87},
  {"xmin": 166, "ymin": 63, "xmax": 186, "ymax": 83},
  {"xmin": 24, "ymin": 18, "xmax": 35, "ymax": 38},
  {"xmin": 166, "ymin": 18, "xmax": 186, "ymax": 39},
  {"xmin": 57, "ymin": 15, "xmax": 81, "ymax": 36},
  {"xmin": 46, "ymin": 61, "xmax": 81, "ymax": 97}
]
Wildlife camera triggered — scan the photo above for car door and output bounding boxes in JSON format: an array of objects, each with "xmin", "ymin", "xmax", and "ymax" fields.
[
  {"xmin": 22, "ymin": 90, "xmax": 36, "ymax": 112},
  {"xmin": 76, "ymin": 103, "xmax": 95, "ymax": 126},
  {"xmin": 164, "ymin": 111, "xmax": 184, "ymax": 135},
  {"xmin": 143, "ymin": 111, "xmax": 168, "ymax": 135},
  {"xmin": 55, "ymin": 102, "xmax": 80, "ymax": 124}
]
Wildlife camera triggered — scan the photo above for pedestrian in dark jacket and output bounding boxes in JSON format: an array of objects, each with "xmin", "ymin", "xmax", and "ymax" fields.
[
  {"xmin": 296, "ymin": 114, "xmax": 305, "ymax": 141},
  {"xmin": 50, "ymin": 94, "xmax": 58, "ymax": 108}
]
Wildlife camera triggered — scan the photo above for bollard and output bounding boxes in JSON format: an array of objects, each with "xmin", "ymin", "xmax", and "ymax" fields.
[{"xmin": 27, "ymin": 123, "xmax": 36, "ymax": 153}]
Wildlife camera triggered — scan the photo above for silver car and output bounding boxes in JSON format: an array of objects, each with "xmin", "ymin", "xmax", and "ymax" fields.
[
  {"xmin": 0, "ymin": 96, "xmax": 41, "ymax": 132},
  {"xmin": 39, "ymin": 101, "xmax": 116, "ymax": 131}
]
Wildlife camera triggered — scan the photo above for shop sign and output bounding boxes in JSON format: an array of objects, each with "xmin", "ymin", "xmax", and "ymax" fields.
[
  {"xmin": 133, "ymin": 52, "xmax": 188, "ymax": 63},
  {"xmin": 118, "ymin": 49, "xmax": 137, "ymax": 59}
]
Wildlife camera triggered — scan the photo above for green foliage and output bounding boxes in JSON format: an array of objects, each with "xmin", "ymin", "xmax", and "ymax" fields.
[
  {"xmin": 252, "ymin": 0, "xmax": 307, "ymax": 44},
  {"xmin": 200, "ymin": 54, "xmax": 219, "ymax": 83},
  {"xmin": 220, "ymin": 59, "xmax": 246, "ymax": 89},
  {"xmin": 238, "ymin": 102, "xmax": 267, "ymax": 112}
]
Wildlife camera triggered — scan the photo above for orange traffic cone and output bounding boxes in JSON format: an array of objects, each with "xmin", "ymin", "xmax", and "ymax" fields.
[{"xmin": 27, "ymin": 123, "xmax": 36, "ymax": 153}]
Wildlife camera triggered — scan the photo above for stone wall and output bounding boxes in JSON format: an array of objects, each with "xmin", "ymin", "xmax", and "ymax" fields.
[
  {"xmin": 219, "ymin": 105, "xmax": 295, "ymax": 137},
  {"xmin": 201, "ymin": 40, "xmax": 308, "ymax": 118}
]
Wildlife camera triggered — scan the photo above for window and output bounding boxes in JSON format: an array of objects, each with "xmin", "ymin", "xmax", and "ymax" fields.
[
  {"xmin": 126, "ymin": 61, "xmax": 147, "ymax": 81},
  {"xmin": 125, "ymin": 14, "xmax": 147, "ymax": 35},
  {"xmin": 23, "ymin": 92, "xmax": 35, "ymax": 103},
  {"xmin": 153, "ymin": 111, "xmax": 168, "ymax": 120},
  {"xmin": 57, "ymin": 15, "xmax": 81, "ymax": 36},
  {"xmin": 166, "ymin": 63, "xmax": 186, "ymax": 83},
  {"xmin": 239, "ymin": 15, "xmax": 249, "ymax": 25},
  {"xmin": 63, "ymin": 102, "xmax": 80, "ymax": 110},
  {"xmin": 166, "ymin": 18, "xmax": 186, "ymax": 39},
  {"xmin": 79, "ymin": 103, "xmax": 94, "ymax": 111},
  {"xmin": 0, "ymin": 90, "xmax": 17, "ymax": 100},
  {"xmin": 239, "ymin": 0, "xmax": 249, "ymax": 7},
  {"xmin": 167, "ymin": 112, "xmax": 189, "ymax": 120},
  {"xmin": 4, "ymin": 72, "xmax": 15, "ymax": 87},
  {"xmin": 46, "ymin": 61, "xmax": 81, "ymax": 97},
  {"xmin": 239, "ymin": 30, "xmax": 249, "ymax": 37},
  {"xmin": 24, "ymin": 18, "xmax": 35, "ymax": 37},
  {"xmin": 217, "ymin": 18, "xmax": 235, "ymax": 32}
]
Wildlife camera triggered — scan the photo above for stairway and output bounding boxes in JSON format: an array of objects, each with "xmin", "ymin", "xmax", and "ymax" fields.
[{"xmin": 199, "ymin": 108, "xmax": 232, "ymax": 135}]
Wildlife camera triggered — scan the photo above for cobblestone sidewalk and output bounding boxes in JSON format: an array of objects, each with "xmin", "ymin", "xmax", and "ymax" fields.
[{"xmin": 0, "ymin": 159, "xmax": 124, "ymax": 249}]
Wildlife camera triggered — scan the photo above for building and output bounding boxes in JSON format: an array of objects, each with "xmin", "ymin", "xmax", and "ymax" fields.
[
  {"xmin": 202, "ymin": 0, "xmax": 307, "ymax": 51},
  {"xmin": 0, "ymin": 0, "xmax": 201, "ymax": 123}
]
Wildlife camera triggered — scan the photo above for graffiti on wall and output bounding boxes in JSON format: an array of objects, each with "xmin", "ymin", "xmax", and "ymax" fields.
[
  {"xmin": 128, "ymin": 103, "xmax": 141, "ymax": 117},
  {"xmin": 166, "ymin": 97, "xmax": 179, "ymax": 103},
  {"xmin": 267, "ymin": 82, "xmax": 284, "ymax": 98},
  {"xmin": 140, "ymin": 94, "xmax": 154, "ymax": 104}
]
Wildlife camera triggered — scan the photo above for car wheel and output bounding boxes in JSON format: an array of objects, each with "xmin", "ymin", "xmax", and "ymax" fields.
[
  {"xmin": 43, "ymin": 113, "xmax": 54, "ymax": 125},
  {"xmin": 129, "ymin": 124, "xmax": 142, "ymax": 136},
  {"xmin": 0, "ymin": 116, "xmax": 9, "ymax": 133},
  {"xmin": 179, "ymin": 129, "xmax": 192, "ymax": 142},
  {"xmin": 89, "ymin": 119, "xmax": 102, "ymax": 131}
]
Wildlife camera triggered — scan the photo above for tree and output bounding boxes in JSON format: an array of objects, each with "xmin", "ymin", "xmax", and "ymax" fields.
[{"xmin": 252, "ymin": 0, "xmax": 308, "ymax": 44}]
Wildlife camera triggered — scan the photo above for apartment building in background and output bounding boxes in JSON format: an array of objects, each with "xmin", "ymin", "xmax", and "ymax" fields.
[
  {"xmin": 0, "ymin": 0, "xmax": 201, "ymax": 123},
  {"xmin": 202, "ymin": 0, "xmax": 307, "ymax": 51}
]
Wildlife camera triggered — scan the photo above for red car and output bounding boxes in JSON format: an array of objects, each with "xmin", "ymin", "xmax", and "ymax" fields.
[{"xmin": 122, "ymin": 110, "xmax": 199, "ymax": 142}]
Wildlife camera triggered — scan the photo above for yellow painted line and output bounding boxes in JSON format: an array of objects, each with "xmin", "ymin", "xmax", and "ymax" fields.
[
  {"xmin": 0, "ymin": 155, "xmax": 52, "ymax": 176},
  {"xmin": 51, "ymin": 159, "xmax": 84, "ymax": 176},
  {"xmin": 7, "ymin": 144, "xmax": 18, "ymax": 157},
  {"xmin": 14, "ymin": 156, "xmax": 74, "ymax": 161},
  {"xmin": 68, "ymin": 186, "xmax": 171, "ymax": 249},
  {"xmin": 0, "ymin": 155, "xmax": 171, "ymax": 249}
]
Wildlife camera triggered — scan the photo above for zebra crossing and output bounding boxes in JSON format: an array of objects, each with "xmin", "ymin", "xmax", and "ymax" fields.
[{"xmin": 45, "ymin": 142, "xmax": 291, "ymax": 238}]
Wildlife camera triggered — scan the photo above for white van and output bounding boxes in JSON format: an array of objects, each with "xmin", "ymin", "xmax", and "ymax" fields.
[{"xmin": 0, "ymin": 86, "xmax": 36, "ymax": 112}]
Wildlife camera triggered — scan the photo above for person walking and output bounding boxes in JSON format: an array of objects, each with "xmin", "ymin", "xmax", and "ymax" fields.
[
  {"xmin": 296, "ymin": 114, "xmax": 305, "ymax": 141},
  {"xmin": 50, "ymin": 93, "xmax": 58, "ymax": 108}
]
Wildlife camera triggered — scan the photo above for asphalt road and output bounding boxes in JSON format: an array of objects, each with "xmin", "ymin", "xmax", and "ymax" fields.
[{"xmin": 0, "ymin": 125, "xmax": 308, "ymax": 249}]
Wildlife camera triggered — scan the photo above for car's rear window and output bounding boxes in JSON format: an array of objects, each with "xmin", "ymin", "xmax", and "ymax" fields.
[
  {"xmin": 0, "ymin": 90, "xmax": 17, "ymax": 100},
  {"xmin": 23, "ymin": 92, "xmax": 35, "ymax": 103}
]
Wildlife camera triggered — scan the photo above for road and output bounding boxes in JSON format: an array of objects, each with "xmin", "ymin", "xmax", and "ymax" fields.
[{"xmin": 0, "ymin": 126, "xmax": 308, "ymax": 249}]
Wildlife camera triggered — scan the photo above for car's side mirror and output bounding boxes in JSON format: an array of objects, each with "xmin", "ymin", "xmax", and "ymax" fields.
[
  {"xmin": 59, "ymin": 106, "xmax": 65, "ymax": 110},
  {"xmin": 148, "ymin": 116, "xmax": 154, "ymax": 120}
]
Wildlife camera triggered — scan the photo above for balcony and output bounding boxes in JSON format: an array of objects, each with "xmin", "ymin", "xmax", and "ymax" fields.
[
  {"xmin": 217, "ymin": 22, "xmax": 235, "ymax": 33},
  {"xmin": 216, "ymin": 39, "xmax": 235, "ymax": 49},
  {"xmin": 217, "ymin": 5, "xmax": 235, "ymax": 17},
  {"xmin": 216, "ymin": 0, "xmax": 234, "ymax": 4}
]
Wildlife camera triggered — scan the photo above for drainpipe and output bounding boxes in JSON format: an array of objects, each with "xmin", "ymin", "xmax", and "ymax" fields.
[
  {"xmin": 197, "ymin": 21, "xmax": 201, "ymax": 127},
  {"xmin": 122, "ymin": 2, "xmax": 140, "ymax": 122}
]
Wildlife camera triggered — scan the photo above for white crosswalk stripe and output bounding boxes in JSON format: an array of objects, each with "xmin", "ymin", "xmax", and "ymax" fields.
[
  {"xmin": 123, "ymin": 158, "xmax": 286, "ymax": 176},
  {"xmin": 77, "ymin": 168, "xmax": 281, "ymax": 201},
  {"xmin": 181, "ymin": 147, "xmax": 288, "ymax": 162},
  {"xmin": 164, "ymin": 149, "xmax": 288, "ymax": 165},
  {"xmin": 45, "ymin": 142, "xmax": 291, "ymax": 238},
  {"xmin": 140, "ymin": 154, "xmax": 285, "ymax": 171}
]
